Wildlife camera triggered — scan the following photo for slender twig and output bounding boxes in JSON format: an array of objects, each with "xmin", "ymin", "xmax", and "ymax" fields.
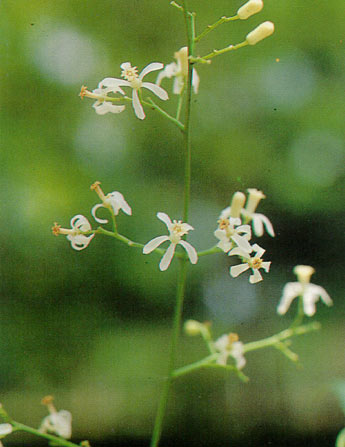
[
  {"xmin": 190, "ymin": 41, "xmax": 248, "ymax": 64},
  {"xmin": 194, "ymin": 15, "xmax": 238, "ymax": 43},
  {"xmin": 11, "ymin": 422, "xmax": 80, "ymax": 447}
]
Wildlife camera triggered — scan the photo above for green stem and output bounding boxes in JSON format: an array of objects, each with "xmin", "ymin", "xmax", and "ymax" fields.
[
  {"xmin": 197, "ymin": 245, "xmax": 222, "ymax": 257},
  {"xmin": 150, "ymin": 261, "xmax": 187, "ymax": 447},
  {"xmin": 11, "ymin": 422, "xmax": 80, "ymax": 447},
  {"xmin": 243, "ymin": 322, "xmax": 321, "ymax": 353},
  {"xmin": 176, "ymin": 89, "xmax": 184, "ymax": 121},
  {"xmin": 190, "ymin": 40, "xmax": 248, "ymax": 64},
  {"xmin": 194, "ymin": 15, "xmax": 238, "ymax": 43},
  {"xmin": 150, "ymin": 3, "xmax": 194, "ymax": 446},
  {"xmin": 172, "ymin": 354, "xmax": 218, "ymax": 378},
  {"xmin": 290, "ymin": 295, "xmax": 304, "ymax": 328}
]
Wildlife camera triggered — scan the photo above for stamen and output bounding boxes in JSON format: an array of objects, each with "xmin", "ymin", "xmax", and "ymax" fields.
[
  {"xmin": 90, "ymin": 181, "xmax": 106, "ymax": 202},
  {"xmin": 218, "ymin": 218, "xmax": 230, "ymax": 230},
  {"xmin": 41, "ymin": 395, "xmax": 57, "ymax": 414},
  {"xmin": 121, "ymin": 65, "xmax": 139, "ymax": 82},
  {"xmin": 250, "ymin": 257, "xmax": 263, "ymax": 270},
  {"xmin": 52, "ymin": 223, "xmax": 62, "ymax": 236},
  {"xmin": 79, "ymin": 85, "xmax": 89, "ymax": 99}
]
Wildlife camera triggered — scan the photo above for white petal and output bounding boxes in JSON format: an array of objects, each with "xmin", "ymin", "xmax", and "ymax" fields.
[
  {"xmin": 173, "ymin": 76, "xmax": 184, "ymax": 95},
  {"xmin": 214, "ymin": 228, "xmax": 227, "ymax": 241},
  {"xmin": 229, "ymin": 217, "xmax": 242, "ymax": 226},
  {"xmin": 252, "ymin": 243, "xmax": 265, "ymax": 258},
  {"xmin": 143, "ymin": 235, "xmax": 169, "ymax": 254},
  {"xmin": 139, "ymin": 62, "xmax": 164, "ymax": 80},
  {"xmin": 229, "ymin": 247, "xmax": 250, "ymax": 258},
  {"xmin": 132, "ymin": 89, "xmax": 145, "ymax": 120},
  {"xmin": 256, "ymin": 213, "xmax": 275, "ymax": 237},
  {"xmin": 93, "ymin": 101, "xmax": 125, "ymax": 115},
  {"xmin": 230, "ymin": 263, "xmax": 250, "ymax": 278},
  {"xmin": 277, "ymin": 282, "xmax": 301, "ymax": 315},
  {"xmin": 302, "ymin": 290, "xmax": 318, "ymax": 316},
  {"xmin": 91, "ymin": 204, "xmax": 108, "ymax": 224},
  {"xmin": 316, "ymin": 285, "xmax": 333, "ymax": 306},
  {"xmin": 261, "ymin": 261, "xmax": 271, "ymax": 272},
  {"xmin": 220, "ymin": 206, "xmax": 231, "ymax": 219},
  {"xmin": 217, "ymin": 240, "xmax": 233, "ymax": 253},
  {"xmin": 249, "ymin": 269, "xmax": 263, "ymax": 284},
  {"xmin": 142, "ymin": 82, "xmax": 169, "ymax": 100},
  {"xmin": 68, "ymin": 234, "xmax": 94, "ymax": 251},
  {"xmin": 236, "ymin": 224, "xmax": 251, "ymax": 237},
  {"xmin": 0, "ymin": 424, "xmax": 12, "ymax": 436},
  {"xmin": 108, "ymin": 191, "xmax": 132, "ymax": 215},
  {"xmin": 157, "ymin": 212, "xmax": 172, "ymax": 229},
  {"xmin": 252, "ymin": 214, "xmax": 264, "ymax": 236},
  {"xmin": 99, "ymin": 78, "xmax": 130, "ymax": 89},
  {"xmin": 192, "ymin": 68, "xmax": 200, "ymax": 94},
  {"xmin": 159, "ymin": 243, "xmax": 176, "ymax": 271},
  {"xmin": 231, "ymin": 233, "xmax": 252, "ymax": 253},
  {"xmin": 70, "ymin": 214, "xmax": 91, "ymax": 231},
  {"xmin": 179, "ymin": 240, "xmax": 198, "ymax": 264},
  {"xmin": 156, "ymin": 62, "xmax": 177, "ymax": 85}
]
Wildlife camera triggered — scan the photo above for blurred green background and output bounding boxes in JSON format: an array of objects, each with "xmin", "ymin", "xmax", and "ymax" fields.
[{"xmin": 1, "ymin": 0, "xmax": 344, "ymax": 446}]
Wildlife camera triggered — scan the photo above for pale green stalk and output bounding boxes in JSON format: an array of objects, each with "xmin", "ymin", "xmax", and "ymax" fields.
[
  {"xmin": 10, "ymin": 422, "xmax": 80, "ymax": 447},
  {"xmin": 150, "ymin": 2, "xmax": 194, "ymax": 446},
  {"xmin": 190, "ymin": 41, "xmax": 248, "ymax": 64},
  {"xmin": 194, "ymin": 15, "xmax": 238, "ymax": 43}
]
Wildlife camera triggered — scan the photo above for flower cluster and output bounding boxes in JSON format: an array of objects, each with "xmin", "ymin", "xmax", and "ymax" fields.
[{"xmin": 214, "ymin": 188, "xmax": 274, "ymax": 283}]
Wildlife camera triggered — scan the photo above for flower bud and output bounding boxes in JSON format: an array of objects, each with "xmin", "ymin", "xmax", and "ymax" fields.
[
  {"xmin": 237, "ymin": 0, "xmax": 263, "ymax": 20},
  {"xmin": 184, "ymin": 320, "xmax": 203, "ymax": 336},
  {"xmin": 246, "ymin": 21, "xmax": 274, "ymax": 45},
  {"xmin": 293, "ymin": 265, "xmax": 315, "ymax": 284},
  {"xmin": 245, "ymin": 188, "xmax": 266, "ymax": 214},
  {"xmin": 230, "ymin": 191, "xmax": 246, "ymax": 218}
]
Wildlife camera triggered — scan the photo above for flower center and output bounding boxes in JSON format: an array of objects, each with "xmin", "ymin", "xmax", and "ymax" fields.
[
  {"xmin": 227, "ymin": 332, "xmax": 239, "ymax": 349},
  {"xmin": 218, "ymin": 218, "xmax": 230, "ymax": 230},
  {"xmin": 250, "ymin": 257, "xmax": 263, "ymax": 270},
  {"xmin": 121, "ymin": 65, "xmax": 139, "ymax": 82}
]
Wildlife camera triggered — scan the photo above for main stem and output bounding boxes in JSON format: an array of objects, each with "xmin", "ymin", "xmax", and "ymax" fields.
[{"xmin": 150, "ymin": 2, "xmax": 194, "ymax": 446}]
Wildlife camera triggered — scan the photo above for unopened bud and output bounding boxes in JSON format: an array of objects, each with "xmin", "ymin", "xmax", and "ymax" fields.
[
  {"xmin": 0, "ymin": 424, "xmax": 12, "ymax": 438},
  {"xmin": 230, "ymin": 191, "xmax": 246, "ymax": 218},
  {"xmin": 293, "ymin": 265, "xmax": 315, "ymax": 284},
  {"xmin": 246, "ymin": 21, "xmax": 274, "ymax": 45},
  {"xmin": 184, "ymin": 320, "xmax": 203, "ymax": 336},
  {"xmin": 237, "ymin": 0, "xmax": 263, "ymax": 20},
  {"xmin": 245, "ymin": 188, "xmax": 266, "ymax": 214}
]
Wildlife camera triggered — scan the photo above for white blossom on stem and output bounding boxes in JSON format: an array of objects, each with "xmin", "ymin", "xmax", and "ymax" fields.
[
  {"xmin": 39, "ymin": 396, "xmax": 72, "ymax": 439},
  {"xmin": 79, "ymin": 85, "xmax": 125, "ymax": 115},
  {"xmin": 52, "ymin": 215, "xmax": 94, "ymax": 251},
  {"xmin": 99, "ymin": 62, "xmax": 168, "ymax": 120},
  {"xmin": 156, "ymin": 46, "xmax": 200, "ymax": 94},
  {"xmin": 143, "ymin": 212, "xmax": 198, "ymax": 271},
  {"xmin": 277, "ymin": 265, "xmax": 333, "ymax": 316},
  {"xmin": 229, "ymin": 243, "xmax": 271, "ymax": 284},
  {"xmin": 242, "ymin": 188, "xmax": 275, "ymax": 237},
  {"xmin": 246, "ymin": 21, "xmax": 275, "ymax": 45},
  {"xmin": 91, "ymin": 181, "xmax": 132, "ymax": 224},
  {"xmin": 214, "ymin": 333, "xmax": 246, "ymax": 370}
]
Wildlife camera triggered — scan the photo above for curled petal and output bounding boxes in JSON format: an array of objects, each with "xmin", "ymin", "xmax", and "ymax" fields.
[
  {"xmin": 157, "ymin": 212, "xmax": 172, "ymax": 229},
  {"xmin": 173, "ymin": 76, "xmax": 184, "ymax": 95},
  {"xmin": 256, "ymin": 213, "xmax": 275, "ymax": 237},
  {"xmin": 143, "ymin": 235, "xmax": 169, "ymax": 254},
  {"xmin": 68, "ymin": 234, "xmax": 94, "ymax": 251},
  {"xmin": 159, "ymin": 243, "xmax": 176, "ymax": 271},
  {"xmin": 179, "ymin": 240, "xmax": 198, "ymax": 265},
  {"xmin": 252, "ymin": 214, "xmax": 264, "ymax": 237},
  {"xmin": 249, "ymin": 268, "xmax": 263, "ymax": 284},
  {"xmin": 107, "ymin": 191, "xmax": 132, "ymax": 215},
  {"xmin": 132, "ymin": 89, "xmax": 145, "ymax": 120},
  {"xmin": 142, "ymin": 82, "xmax": 169, "ymax": 100},
  {"xmin": 230, "ymin": 263, "xmax": 250, "ymax": 278},
  {"xmin": 139, "ymin": 62, "xmax": 164, "ymax": 80},
  {"xmin": 70, "ymin": 215, "xmax": 91, "ymax": 231},
  {"xmin": 315, "ymin": 285, "xmax": 333, "ymax": 306},
  {"xmin": 91, "ymin": 204, "xmax": 109, "ymax": 224}
]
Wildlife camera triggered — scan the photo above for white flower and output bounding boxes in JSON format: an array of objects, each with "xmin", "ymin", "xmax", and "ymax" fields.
[
  {"xmin": 0, "ymin": 424, "xmax": 12, "ymax": 438},
  {"xmin": 39, "ymin": 396, "xmax": 72, "ymax": 439},
  {"xmin": 90, "ymin": 181, "xmax": 132, "ymax": 224},
  {"xmin": 80, "ymin": 85, "xmax": 125, "ymax": 115},
  {"xmin": 277, "ymin": 265, "xmax": 333, "ymax": 316},
  {"xmin": 229, "ymin": 243, "xmax": 271, "ymax": 284},
  {"xmin": 52, "ymin": 215, "xmax": 95, "ymax": 251},
  {"xmin": 99, "ymin": 62, "xmax": 169, "ymax": 120},
  {"xmin": 39, "ymin": 411, "xmax": 72, "ymax": 439},
  {"xmin": 143, "ymin": 212, "xmax": 198, "ymax": 271},
  {"xmin": 237, "ymin": 0, "xmax": 263, "ymax": 20},
  {"xmin": 246, "ymin": 21, "xmax": 275, "ymax": 45},
  {"xmin": 214, "ymin": 217, "xmax": 252, "ymax": 253},
  {"xmin": 214, "ymin": 333, "xmax": 246, "ymax": 370},
  {"xmin": 156, "ymin": 46, "xmax": 200, "ymax": 95}
]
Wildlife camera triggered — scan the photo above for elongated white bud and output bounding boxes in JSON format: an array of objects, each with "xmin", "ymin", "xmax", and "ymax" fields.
[
  {"xmin": 237, "ymin": 0, "xmax": 263, "ymax": 20},
  {"xmin": 246, "ymin": 21, "xmax": 274, "ymax": 45},
  {"xmin": 230, "ymin": 191, "xmax": 246, "ymax": 218}
]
